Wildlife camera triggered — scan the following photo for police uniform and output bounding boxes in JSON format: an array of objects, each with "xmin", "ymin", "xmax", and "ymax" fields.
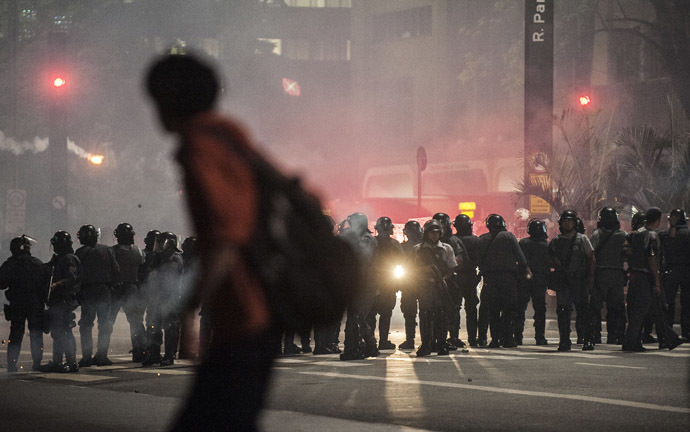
[
  {"xmin": 413, "ymin": 232, "xmax": 457, "ymax": 356},
  {"xmin": 367, "ymin": 233, "xmax": 403, "ymax": 349},
  {"xmin": 399, "ymin": 236, "xmax": 421, "ymax": 349},
  {"xmin": 0, "ymin": 245, "xmax": 50, "ymax": 371},
  {"xmin": 590, "ymin": 227, "xmax": 628, "ymax": 344},
  {"xmin": 44, "ymin": 251, "xmax": 82, "ymax": 372},
  {"xmin": 144, "ymin": 245, "xmax": 184, "ymax": 366},
  {"xmin": 660, "ymin": 222, "xmax": 690, "ymax": 339},
  {"xmin": 478, "ymin": 229, "xmax": 528, "ymax": 348},
  {"xmin": 549, "ymin": 231, "xmax": 594, "ymax": 351},
  {"xmin": 517, "ymin": 236, "xmax": 550, "ymax": 345},
  {"xmin": 75, "ymin": 242, "xmax": 119, "ymax": 366},
  {"xmin": 110, "ymin": 243, "xmax": 146, "ymax": 360}
]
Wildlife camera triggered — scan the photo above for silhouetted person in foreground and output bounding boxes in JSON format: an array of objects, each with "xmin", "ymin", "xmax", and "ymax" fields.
[{"xmin": 145, "ymin": 53, "xmax": 277, "ymax": 431}]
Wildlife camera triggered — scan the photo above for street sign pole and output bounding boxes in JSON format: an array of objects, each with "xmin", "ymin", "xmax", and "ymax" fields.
[{"xmin": 416, "ymin": 146, "xmax": 427, "ymax": 218}]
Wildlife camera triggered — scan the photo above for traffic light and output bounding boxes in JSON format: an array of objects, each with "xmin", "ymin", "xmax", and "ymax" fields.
[
  {"xmin": 53, "ymin": 76, "xmax": 66, "ymax": 88},
  {"xmin": 579, "ymin": 95, "xmax": 591, "ymax": 107}
]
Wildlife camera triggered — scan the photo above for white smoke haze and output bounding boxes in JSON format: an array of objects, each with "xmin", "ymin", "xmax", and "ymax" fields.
[
  {"xmin": 0, "ymin": 131, "xmax": 49, "ymax": 155},
  {"xmin": 0, "ymin": 132, "xmax": 104, "ymax": 162}
]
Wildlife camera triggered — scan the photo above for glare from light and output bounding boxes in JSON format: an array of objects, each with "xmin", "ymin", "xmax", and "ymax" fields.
[
  {"xmin": 53, "ymin": 77, "xmax": 66, "ymax": 88},
  {"xmin": 579, "ymin": 95, "xmax": 591, "ymax": 107},
  {"xmin": 89, "ymin": 154, "xmax": 104, "ymax": 165},
  {"xmin": 394, "ymin": 264, "xmax": 405, "ymax": 279}
]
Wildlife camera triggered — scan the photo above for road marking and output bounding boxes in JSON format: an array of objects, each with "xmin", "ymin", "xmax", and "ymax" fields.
[
  {"xmin": 299, "ymin": 371, "xmax": 690, "ymax": 414},
  {"xmin": 385, "ymin": 355, "xmax": 537, "ymax": 362},
  {"xmin": 36, "ymin": 373, "xmax": 116, "ymax": 382},
  {"xmin": 313, "ymin": 361, "xmax": 370, "ymax": 367},
  {"xmin": 575, "ymin": 362, "xmax": 647, "ymax": 369},
  {"xmin": 130, "ymin": 368, "xmax": 195, "ymax": 375},
  {"xmin": 471, "ymin": 349, "xmax": 616, "ymax": 359}
]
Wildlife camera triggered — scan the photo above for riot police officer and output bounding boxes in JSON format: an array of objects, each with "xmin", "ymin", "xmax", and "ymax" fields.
[
  {"xmin": 589, "ymin": 207, "xmax": 628, "ymax": 344},
  {"xmin": 367, "ymin": 216, "xmax": 404, "ymax": 350},
  {"xmin": 399, "ymin": 220, "xmax": 423, "ymax": 350},
  {"xmin": 111, "ymin": 223, "xmax": 146, "ymax": 361},
  {"xmin": 0, "ymin": 235, "xmax": 50, "ymax": 372},
  {"xmin": 41, "ymin": 231, "xmax": 81, "ymax": 372},
  {"xmin": 660, "ymin": 208, "xmax": 690, "ymax": 340},
  {"xmin": 478, "ymin": 214, "xmax": 531, "ymax": 348},
  {"xmin": 179, "ymin": 236, "xmax": 202, "ymax": 359},
  {"xmin": 340, "ymin": 213, "xmax": 379, "ymax": 360},
  {"xmin": 548, "ymin": 210, "xmax": 596, "ymax": 351},
  {"xmin": 453, "ymin": 214, "xmax": 482, "ymax": 347},
  {"xmin": 143, "ymin": 231, "xmax": 184, "ymax": 366},
  {"xmin": 433, "ymin": 213, "xmax": 469, "ymax": 349},
  {"xmin": 413, "ymin": 219, "xmax": 457, "ymax": 356},
  {"xmin": 517, "ymin": 219, "xmax": 551, "ymax": 345},
  {"xmin": 623, "ymin": 208, "xmax": 683, "ymax": 351},
  {"xmin": 75, "ymin": 224, "xmax": 120, "ymax": 366}
]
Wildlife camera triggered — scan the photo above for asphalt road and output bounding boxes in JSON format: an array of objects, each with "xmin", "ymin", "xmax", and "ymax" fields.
[{"xmin": 1, "ymin": 310, "xmax": 689, "ymax": 431}]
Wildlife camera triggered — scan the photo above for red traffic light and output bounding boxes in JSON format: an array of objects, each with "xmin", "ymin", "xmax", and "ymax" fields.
[
  {"xmin": 53, "ymin": 77, "xmax": 66, "ymax": 88},
  {"xmin": 579, "ymin": 95, "xmax": 591, "ymax": 107}
]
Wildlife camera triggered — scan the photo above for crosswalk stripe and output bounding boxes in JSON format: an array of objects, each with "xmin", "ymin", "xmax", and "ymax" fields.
[
  {"xmin": 129, "ymin": 368, "xmax": 195, "ymax": 375},
  {"xmin": 575, "ymin": 362, "xmax": 647, "ymax": 369},
  {"xmin": 299, "ymin": 371, "xmax": 690, "ymax": 414},
  {"xmin": 35, "ymin": 373, "xmax": 116, "ymax": 382}
]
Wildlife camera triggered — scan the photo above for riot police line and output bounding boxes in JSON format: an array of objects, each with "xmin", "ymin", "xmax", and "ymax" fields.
[
  {"xmin": 2, "ymin": 207, "xmax": 687, "ymax": 372},
  {"xmin": 1, "ymin": 224, "xmax": 199, "ymax": 373},
  {"xmin": 285, "ymin": 207, "xmax": 687, "ymax": 360}
]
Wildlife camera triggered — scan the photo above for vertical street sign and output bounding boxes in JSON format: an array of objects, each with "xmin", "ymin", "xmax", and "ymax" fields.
[
  {"xmin": 416, "ymin": 146, "xmax": 427, "ymax": 217},
  {"xmin": 524, "ymin": 0, "xmax": 553, "ymax": 216}
]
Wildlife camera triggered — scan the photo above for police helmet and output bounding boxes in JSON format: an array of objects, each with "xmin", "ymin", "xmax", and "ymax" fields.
[
  {"xmin": 51, "ymin": 231, "xmax": 74, "ymax": 255},
  {"xmin": 557, "ymin": 210, "xmax": 578, "ymax": 232},
  {"xmin": 485, "ymin": 214, "xmax": 506, "ymax": 232},
  {"xmin": 403, "ymin": 220, "xmax": 422, "ymax": 242},
  {"xmin": 181, "ymin": 236, "xmax": 198, "ymax": 257},
  {"xmin": 9, "ymin": 235, "xmax": 32, "ymax": 256},
  {"xmin": 144, "ymin": 230, "xmax": 161, "ymax": 249},
  {"xmin": 375, "ymin": 216, "xmax": 394, "ymax": 236},
  {"xmin": 347, "ymin": 213, "xmax": 370, "ymax": 235},
  {"xmin": 527, "ymin": 219, "xmax": 547, "ymax": 240},
  {"xmin": 77, "ymin": 224, "xmax": 99, "ymax": 246},
  {"xmin": 631, "ymin": 212, "xmax": 647, "ymax": 231},
  {"xmin": 114, "ymin": 223, "xmax": 135, "ymax": 245},
  {"xmin": 669, "ymin": 208, "xmax": 687, "ymax": 225},
  {"xmin": 597, "ymin": 207, "xmax": 619, "ymax": 230},
  {"xmin": 157, "ymin": 231, "xmax": 179, "ymax": 253},
  {"xmin": 423, "ymin": 219, "xmax": 443, "ymax": 241},
  {"xmin": 576, "ymin": 218, "xmax": 586, "ymax": 234},
  {"xmin": 453, "ymin": 214, "xmax": 473, "ymax": 236},
  {"xmin": 432, "ymin": 213, "xmax": 452, "ymax": 238}
]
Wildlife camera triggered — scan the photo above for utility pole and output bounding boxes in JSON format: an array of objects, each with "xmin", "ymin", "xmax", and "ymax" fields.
[{"xmin": 48, "ymin": 32, "xmax": 69, "ymax": 235}]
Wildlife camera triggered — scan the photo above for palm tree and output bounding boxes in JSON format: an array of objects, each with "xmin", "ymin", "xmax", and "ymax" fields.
[
  {"xmin": 517, "ymin": 108, "xmax": 614, "ymax": 219},
  {"xmin": 604, "ymin": 127, "xmax": 690, "ymax": 211}
]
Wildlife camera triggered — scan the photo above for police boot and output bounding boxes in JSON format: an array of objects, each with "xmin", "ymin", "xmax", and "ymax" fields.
[
  {"xmin": 378, "ymin": 316, "xmax": 396, "ymax": 350},
  {"xmin": 466, "ymin": 313, "xmax": 479, "ymax": 347},
  {"xmin": 399, "ymin": 320, "xmax": 417, "ymax": 350},
  {"xmin": 7, "ymin": 344, "xmax": 20, "ymax": 372},
  {"xmin": 300, "ymin": 334, "xmax": 312, "ymax": 354},
  {"xmin": 93, "ymin": 352, "xmax": 113, "ymax": 366},
  {"xmin": 142, "ymin": 345, "xmax": 162, "ymax": 367},
  {"xmin": 557, "ymin": 306, "xmax": 572, "ymax": 352},
  {"xmin": 535, "ymin": 316, "xmax": 548, "ymax": 345}
]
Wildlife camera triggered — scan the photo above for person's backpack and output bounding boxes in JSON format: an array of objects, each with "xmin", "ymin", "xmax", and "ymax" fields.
[{"xmin": 213, "ymin": 129, "xmax": 360, "ymax": 331}]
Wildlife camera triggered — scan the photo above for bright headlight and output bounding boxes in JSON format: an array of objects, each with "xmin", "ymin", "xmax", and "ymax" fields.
[{"xmin": 393, "ymin": 264, "xmax": 405, "ymax": 279}]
